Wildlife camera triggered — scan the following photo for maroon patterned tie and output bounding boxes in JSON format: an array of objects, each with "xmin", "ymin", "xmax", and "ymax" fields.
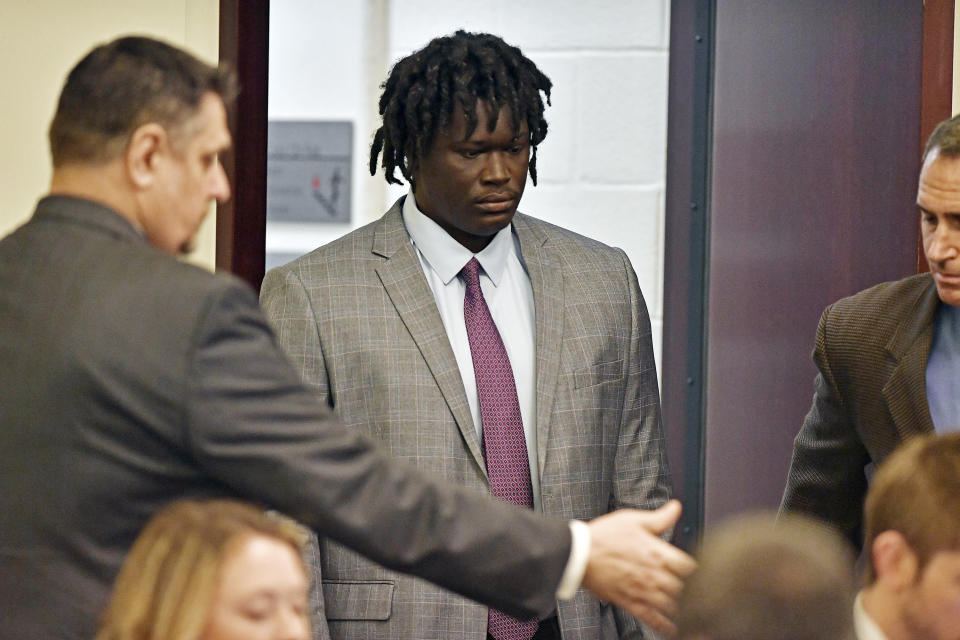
[{"xmin": 459, "ymin": 258, "xmax": 539, "ymax": 640}]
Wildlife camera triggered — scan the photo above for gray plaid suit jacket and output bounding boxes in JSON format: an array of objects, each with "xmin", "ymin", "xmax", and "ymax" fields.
[
  {"xmin": 780, "ymin": 273, "xmax": 938, "ymax": 548},
  {"xmin": 261, "ymin": 198, "xmax": 672, "ymax": 639}
]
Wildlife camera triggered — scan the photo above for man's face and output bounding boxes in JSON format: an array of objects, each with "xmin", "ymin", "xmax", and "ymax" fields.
[
  {"xmin": 899, "ymin": 550, "xmax": 960, "ymax": 640},
  {"xmin": 412, "ymin": 100, "xmax": 530, "ymax": 253},
  {"xmin": 140, "ymin": 92, "xmax": 232, "ymax": 254},
  {"xmin": 918, "ymin": 150, "xmax": 960, "ymax": 306}
]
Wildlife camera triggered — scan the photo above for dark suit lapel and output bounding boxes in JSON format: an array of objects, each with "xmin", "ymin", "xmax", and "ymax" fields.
[
  {"xmin": 372, "ymin": 201, "xmax": 487, "ymax": 473},
  {"xmin": 883, "ymin": 279, "xmax": 939, "ymax": 440},
  {"xmin": 514, "ymin": 214, "xmax": 564, "ymax": 477}
]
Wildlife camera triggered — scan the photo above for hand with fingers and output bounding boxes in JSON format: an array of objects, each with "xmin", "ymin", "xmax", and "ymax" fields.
[{"xmin": 582, "ymin": 500, "xmax": 696, "ymax": 637}]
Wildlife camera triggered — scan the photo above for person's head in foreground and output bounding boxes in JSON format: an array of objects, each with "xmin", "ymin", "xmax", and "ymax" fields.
[
  {"xmin": 49, "ymin": 35, "xmax": 237, "ymax": 254},
  {"xmin": 370, "ymin": 29, "xmax": 551, "ymax": 253},
  {"xmin": 95, "ymin": 499, "xmax": 309, "ymax": 640},
  {"xmin": 676, "ymin": 511, "xmax": 856, "ymax": 640},
  {"xmin": 859, "ymin": 433, "xmax": 960, "ymax": 640}
]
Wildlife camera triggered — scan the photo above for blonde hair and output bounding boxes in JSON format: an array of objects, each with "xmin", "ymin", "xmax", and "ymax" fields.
[
  {"xmin": 95, "ymin": 499, "xmax": 307, "ymax": 640},
  {"xmin": 864, "ymin": 433, "xmax": 960, "ymax": 584}
]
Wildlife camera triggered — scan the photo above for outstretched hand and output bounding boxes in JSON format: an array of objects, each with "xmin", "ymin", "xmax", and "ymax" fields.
[{"xmin": 582, "ymin": 500, "xmax": 696, "ymax": 636}]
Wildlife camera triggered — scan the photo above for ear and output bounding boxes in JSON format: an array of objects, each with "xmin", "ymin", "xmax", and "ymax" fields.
[
  {"xmin": 125, "ymin": 123, "xmax": 168, "ymax": 190},
  {"xmin": 872, "ymin": 530, "xmax": 919, "ymax": 590}
]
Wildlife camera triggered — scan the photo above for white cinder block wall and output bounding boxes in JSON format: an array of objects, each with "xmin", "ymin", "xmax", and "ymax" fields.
[{"xmin": 268, "ymin": 0, "xmax": 670, "ymax": 370}]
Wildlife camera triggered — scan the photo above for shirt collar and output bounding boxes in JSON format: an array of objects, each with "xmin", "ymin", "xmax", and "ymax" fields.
[
  {"xmin": 401, "ymin": 190, "xmax": 515, "ymax": 286},
  {"xmin": 936, "ymin": 299, "xmax": 960, "ymax": 324},
  {"xmin": 34, "ymin": 195, "xmax": 147, "ymax": 244},
  {"xmin": 853, "ymin": 592, "xmax": 889, "ymax": 640}
]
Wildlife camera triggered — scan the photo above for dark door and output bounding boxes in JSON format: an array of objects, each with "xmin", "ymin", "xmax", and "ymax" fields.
[{"xmin": 663, "ymin": 0, "xmax": 950, "ymax": 545}]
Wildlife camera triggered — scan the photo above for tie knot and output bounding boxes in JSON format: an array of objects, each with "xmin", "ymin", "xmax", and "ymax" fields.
[{"xmin": 459, "ymin": 257, "xmax": 482, "ymax": 291}]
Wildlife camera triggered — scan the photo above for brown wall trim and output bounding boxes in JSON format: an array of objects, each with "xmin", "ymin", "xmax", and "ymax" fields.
[
  {"xmin": 918, "ymin": 0, "xmax": 954, "ymax": 273},
  {"xmin": 217, "ymin": 0, "xmax": 269, "ymax": 291}
]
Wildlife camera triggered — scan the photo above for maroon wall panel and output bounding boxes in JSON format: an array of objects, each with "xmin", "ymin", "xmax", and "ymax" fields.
[
  {"xmin": 217, "ymin": 0, "xmax": 269, "ymax": 291},
  {"xmin": 703, "ymin": 0, "xmax": 923, "ymax": 523}
]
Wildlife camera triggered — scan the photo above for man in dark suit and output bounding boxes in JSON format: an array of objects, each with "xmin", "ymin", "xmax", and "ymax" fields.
[
  {"xmin": 261, "ymin": 31, "xmax": 671, "ymax": 640},
  {"xmin": 0, "ymin": 35, "xmax": 694, "ymax": 640},
  {"xmin": 781, "ymin": 113, "xmax": 960, "ymax": 547}
]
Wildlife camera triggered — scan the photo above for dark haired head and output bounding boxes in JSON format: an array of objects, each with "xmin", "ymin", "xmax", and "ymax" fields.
[
  {"xmin": 370, "ymin": 30, "xmax": 552, "ymax": 187},
  {"xmin": 49, "ymin": 35, "xmax": 238, "ymax": 167},
  {"xmin": 924, "ymin": 113, "xmax": 960, "ymax": 162}
]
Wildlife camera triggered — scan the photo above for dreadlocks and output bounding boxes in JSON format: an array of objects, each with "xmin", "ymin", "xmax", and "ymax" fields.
[{"xmin": 370, "ymin": 30, "xmax": 552, "ymax": 187}]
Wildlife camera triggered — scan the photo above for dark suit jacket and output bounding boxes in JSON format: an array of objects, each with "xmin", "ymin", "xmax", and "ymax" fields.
[
  {"xmin": 0, "ymin": 196, "xmax": 571, "ymax": 639},
  {"xmin": 780, "ymin": 273, "xmax": 937, "ymax": 546},
  {"xmin": 261, "ymin": 199, "xmax": 670, "ymax": 639}
]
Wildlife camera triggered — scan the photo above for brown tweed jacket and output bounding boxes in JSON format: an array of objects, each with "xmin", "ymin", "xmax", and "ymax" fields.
[{"xmin": 780, "ymin": 273, "xmax": 938, "ymax": 547}]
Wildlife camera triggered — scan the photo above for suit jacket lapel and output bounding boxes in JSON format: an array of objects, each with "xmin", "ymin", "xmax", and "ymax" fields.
[
  {"xmin": 372, "ymin": 200, "xmax": 487, "ymax": 473},
  {"xmin": 514, "ymin": 214, "xmax": 565, "ymax": 476},
  {"xmin": 883, "ymin": 279, "xmax": 939, "ymax": 440}
]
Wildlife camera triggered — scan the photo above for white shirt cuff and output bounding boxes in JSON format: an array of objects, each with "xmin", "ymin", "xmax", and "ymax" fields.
[{"xmin": 556, "ymin": 520, "xmax": 591, "ymax": 600}]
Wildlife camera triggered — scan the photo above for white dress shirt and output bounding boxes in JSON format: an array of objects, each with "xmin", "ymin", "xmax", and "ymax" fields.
[
  {"xmin": 401, "ymin": 192, "xmax": 540, "ymax": 508},
  {"xmin": 401, "ymin": 192, "xmax": 588, "ymax": 600},
  {"xmin": 854, "ymin": 592, "xmax": 889, "ymax": 640}
]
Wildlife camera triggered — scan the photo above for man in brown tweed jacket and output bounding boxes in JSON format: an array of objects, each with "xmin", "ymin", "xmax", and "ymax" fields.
[{"xmin": 781, "ymin": 113, "xmax": 960, "ymax": 548}]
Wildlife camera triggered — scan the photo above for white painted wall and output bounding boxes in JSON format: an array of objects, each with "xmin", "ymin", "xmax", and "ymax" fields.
[
  {"xmin": 267, "ymin": 0, "xmax": 671, "ymax": 364},
  {"xmin": 0, "ymin": 1, "xmax": 220, "ymax": 269},
  {"xmin": 267, "ymin": 1, "xmax": 386, "ymax": 265}
]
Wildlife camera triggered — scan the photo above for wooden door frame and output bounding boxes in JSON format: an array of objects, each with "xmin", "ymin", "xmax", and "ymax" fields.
[
  {"xmin": 918, "ymin": 0, "xmax": 955, "ymax": 273},
  {"xmin": 216, "ymin": 0, "xmax": 269, "ymax": 291}
]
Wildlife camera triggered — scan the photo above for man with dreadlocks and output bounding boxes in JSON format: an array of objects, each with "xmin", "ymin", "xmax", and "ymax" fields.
[{"xmin": 261, "ymin": 31, "xmax": 680, "ymax": 640}]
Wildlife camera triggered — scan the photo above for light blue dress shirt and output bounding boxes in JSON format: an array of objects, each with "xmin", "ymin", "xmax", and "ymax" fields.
[{"xmin": 926, "ymin": 302, "xmax": 960, "ymax": 432}]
